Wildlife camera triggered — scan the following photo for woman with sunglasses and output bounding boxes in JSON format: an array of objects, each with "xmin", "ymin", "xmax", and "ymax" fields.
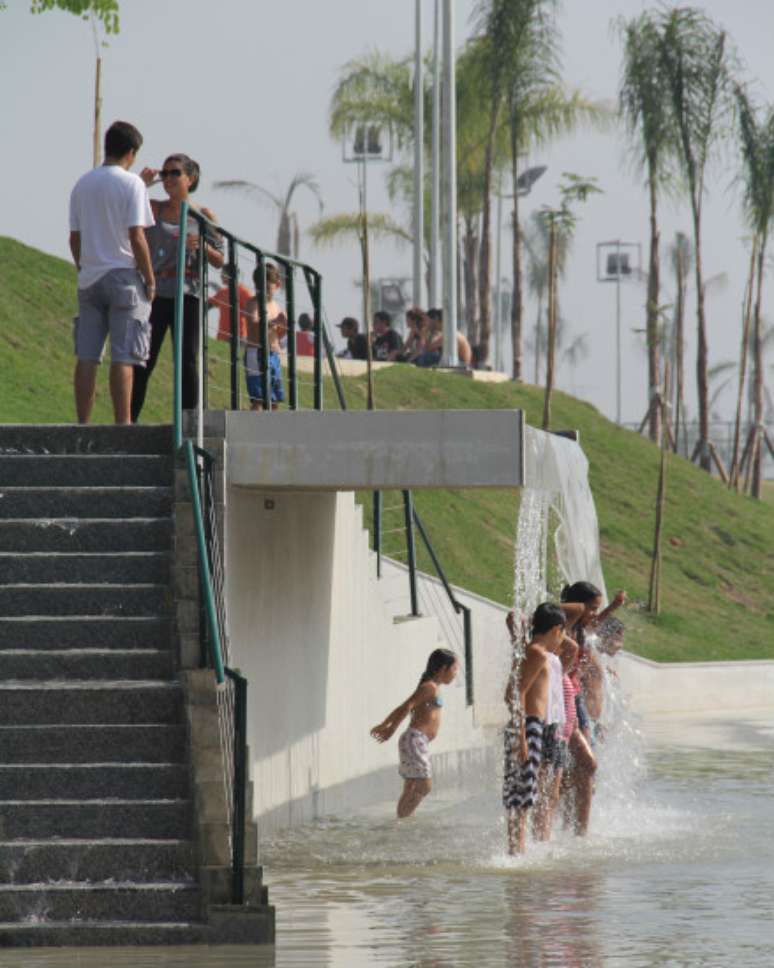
[{"xmin": 131, "ymin": 154, "xmax": 224, "ymax": 422}]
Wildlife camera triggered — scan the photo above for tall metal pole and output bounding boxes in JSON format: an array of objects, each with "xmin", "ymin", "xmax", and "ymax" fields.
[
  {"xmin": 413, "ymin": 0, "xmax": 424, "ymax": 308},
  {"xmin": 441, "ymin": 0, "xmax": 458, "ymax": 366},
  {"xmin": 429, "ymin": 0, "xmax": 441, "ymax": 308},
  {"xmin": 616, "ymin": 238, "xmax": 622, "ymax": 424},
  {"xmin": 495, "ymin": 185, "xmax": 503, "ymax": 373}
]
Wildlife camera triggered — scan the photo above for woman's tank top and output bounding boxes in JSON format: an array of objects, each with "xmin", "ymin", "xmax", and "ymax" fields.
[{"xmin": 146, "ymin": 205, "xmax": 222, "ymax": 299}]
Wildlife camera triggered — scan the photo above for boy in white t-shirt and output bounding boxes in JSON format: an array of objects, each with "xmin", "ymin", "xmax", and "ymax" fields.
[{"xmin": 69, "ymin": 120, "xmax": 155, "ymax": 424}]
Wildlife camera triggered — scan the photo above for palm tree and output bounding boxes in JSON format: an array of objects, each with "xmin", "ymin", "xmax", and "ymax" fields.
[
  {"xmin": 328, "ymin": 51, "xmax": 415, "ymax": 149},
  {"xmin": 618, "ymin": 11, "xmax": 675, "ymax": 444},
  {"xmin": 734, "ymin": 87, "xmax": 774, "ymax": 497},
  {"xmin": 657, "ymin": 7, "xmax": 736, "ymax": 472},
  {"xmin": 213, "ymin": 173, "xmax": 323, "ymax": 258},
  {"xmin": 667, "ymin": 232, "xmax": 693, "ymax": 456},
  {"xmin": 539, "ymin": 174, "xmax": 601, "ymax": 429}
]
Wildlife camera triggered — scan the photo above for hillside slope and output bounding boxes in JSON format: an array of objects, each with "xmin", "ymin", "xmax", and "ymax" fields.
[{"xmin": 3, "ymin": 237, "xmax": 773, "ymax": 663}]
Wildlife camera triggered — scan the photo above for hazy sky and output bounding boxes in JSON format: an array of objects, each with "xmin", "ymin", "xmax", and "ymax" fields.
[{"xmin": 3, "ymin": 0, "xmax": 774, "ymax": 424}]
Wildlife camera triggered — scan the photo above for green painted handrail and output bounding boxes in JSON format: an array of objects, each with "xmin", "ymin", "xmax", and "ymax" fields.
[
  {"xmin": 183, "ymin": 438, "xmax": 225, "ymax": 685},
  {"xmin": 173, "ymin": 200, "xmax": 189, "ymax": 450}
]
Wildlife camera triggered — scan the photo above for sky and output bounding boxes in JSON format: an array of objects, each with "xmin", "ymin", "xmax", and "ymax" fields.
[{"xmin": 2, "ymin": 0, "xmax": 774, "ymax": 426}]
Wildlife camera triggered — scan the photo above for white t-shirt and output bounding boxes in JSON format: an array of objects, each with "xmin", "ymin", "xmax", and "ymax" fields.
[{"xmin": 69, "ymin": 164, "xmax": 154, "ymax": 289}]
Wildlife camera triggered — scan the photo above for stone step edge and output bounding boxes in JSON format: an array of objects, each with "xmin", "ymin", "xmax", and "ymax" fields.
[
  {"xmin": 0, "ymin": 486, "xmax": 172, "ymax": 493},
  {"xmin": 0, "ymin": 798, "xmax": 189, "ymax": 806},
  {"xmin": 0, "ymin": 763, "xmax": 184, "ymax": 769},
  {"xmin": 0, "ymin": 552, "xmax": 170, "ymax": 558},
  {"xmin": 0, "ymin": 882, "xmax": 198, "ymax": 892},
  {"xmin": 0, "ymin": 517, "xmax": 171, "ymax": 523},
  {"xmin": 0, "ymin": 838, "xmax": 190, "ymax": 846},
  {"xmin": 0, "ymin": 648, "xmax": 170, "ymax": 656},
  {"xmin": 0, "ymin": 583, "xmax": 168, "ymax": 590},
  {"xmin": 0, "ymin": 680, "xmax": 181, "ymax": 690}
]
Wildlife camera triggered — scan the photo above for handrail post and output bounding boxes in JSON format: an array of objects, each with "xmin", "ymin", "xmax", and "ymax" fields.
[
  {"xmin": 197, "ymin": 222, "xmax": 207, "ymax": 449},
  {"xmin": 231, "ymin": 671, "xmax": 247, "ymax": 904},
  {"xmin": 373, "ymin": 490, "xmax": 382, "ymax": 578},
  {"xmin": 173, "ymin": 201, "xmax": 189, "ymax": 450},
  {"xmin": 462, "ymin": 605, "xmax": 473, "ymax": 706},
  {"xmin": 227, "ymin": 239, "xmax": 240, "ymax": 411},
  {"xmin": 254, "ymin": 254, "xmax": 270, "ymax": 412},
  {"xmin": 312, "ymin": 271, "xmax": 323, "ymax": 411},
  {"xmin": 403, "ymin": 490, "xmax": 420, "ymax": 617},
  {"xmin": 285, "ymin": 264, "xmax": 298, "ymax": 411},
  {"xmin": 322, "ymin": 326, "xmax": 348, "ymax": 410}
]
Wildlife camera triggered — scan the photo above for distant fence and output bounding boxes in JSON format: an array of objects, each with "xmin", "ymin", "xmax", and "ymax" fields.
[{"xmin": 623, "ymin": 419, "xmax": 774, "ymax": 480}]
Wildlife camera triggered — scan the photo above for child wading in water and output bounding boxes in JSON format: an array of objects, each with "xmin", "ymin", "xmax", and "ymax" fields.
[
  {"xmin": 503, "ymin": 603, "xmax": 568, "ymax": 854},
  {"xmin": 370, "ymin": 649, "xmax": 459, "ymax": 818}
]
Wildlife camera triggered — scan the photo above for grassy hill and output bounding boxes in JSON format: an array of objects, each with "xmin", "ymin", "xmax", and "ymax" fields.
[{"xmin": 3, "ymin": 236, "xmax": 773, "ymax": 664}]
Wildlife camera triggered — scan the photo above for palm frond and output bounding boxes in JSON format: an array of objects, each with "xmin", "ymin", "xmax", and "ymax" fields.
[
  {"xmin": 211, "ymin": 180, "xmax": 282, "ymax": 210},
  {"xmin": 308, "ymin": 212, "xmax": 412, "ymax": 248}
]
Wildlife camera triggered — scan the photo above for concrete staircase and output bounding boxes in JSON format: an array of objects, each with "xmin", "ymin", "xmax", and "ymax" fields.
[{"xmin": 0, "ymin": 424, "xmax": 272, "ymax": 947}]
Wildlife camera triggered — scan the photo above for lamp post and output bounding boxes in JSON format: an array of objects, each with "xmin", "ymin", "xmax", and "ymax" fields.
[
  {"xmin": 429, "ymin": 0, "xmax": 441, "ymax": 308},
  {"xmin": 441, "ymin": 0, "xmax": 458, "ymax": 367},
  {"xmin": 596, "ymin": 239, "xmax": 641, "ymax": 424},
  {"xmin": 413, "ymin": 0, "xmax": 423, "ymax": 309},
  {"xmin": 343, "ymin": 124, "xmax": 393, "ymax": 409},
  {"xmin": 493, "ymin": 165, "xmax": 547, "ymax": 373}
]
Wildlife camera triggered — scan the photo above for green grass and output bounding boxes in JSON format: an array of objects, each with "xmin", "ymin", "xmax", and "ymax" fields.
[{"xmin": 3, "ymin": 236, "xmax": 774, "ymax": 664}]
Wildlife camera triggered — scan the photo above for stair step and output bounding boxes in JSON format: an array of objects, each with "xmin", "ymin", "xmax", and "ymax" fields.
[
  {"xmin": 0, "ymin": 616, "xmax": 173, "ymax": 650},
  {"xmin": 0, "ymin": 552, "xmax": 170, "ymax": 585},
  {"xmin": 0, "ymin": 882, "xmax": 201, "ymax": 923},
  {"xmin": 0, "ymin": 839, "xmax": 196, "ymax": 885},
  {"xmin": 0, "ymin": 487, "xmax": 173, "ymax": 520},
  {"xmin": 0, "ymin": 725, "xmax": 187, "ymax": 764},
  {"xmin": 0, "ymin": 518, "xmax": 172, "ymax": 553},
  {"xmin": 0, "ymin": 912, "xmax": 275, "ymax": 946},
  {"xmin": 0, "ymin": 800, "xmax": 192, "ymax": 839},
  {"xmin": 0, "ymin": 424, "xmax": 173, "ymax": 456},
  {"xmin": 0, "ymin": 583, "xmax": 171, "ymax": 617},
  {"xmin": 0, "ymin": 649, "xmax": 174, "ymax": 681},
  {"xmin": 0, "ymin": 454, "xmax": 173, "ymax": 487},
  {"xmin": 0, "ymin": 682, "xmax": 183, "ymax": 726},
  {"xmin": 0, "ymin": 763, "xmax": 189, "ymax": 801}
]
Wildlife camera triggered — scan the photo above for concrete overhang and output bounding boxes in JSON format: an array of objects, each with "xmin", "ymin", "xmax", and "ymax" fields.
[{"xmin": 222, "ymin": 409, "xmax": 525, "ymax": 490}]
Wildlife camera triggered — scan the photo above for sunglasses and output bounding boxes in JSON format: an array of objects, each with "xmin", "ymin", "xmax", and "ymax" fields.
[{"xmin": 160, "ymin": 168, "xmax": 183, "ymax": 178}]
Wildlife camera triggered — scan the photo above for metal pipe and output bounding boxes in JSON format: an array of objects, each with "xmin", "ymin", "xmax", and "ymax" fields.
[
  {"xmin": 413, "ymin": 0, "xmax": 424, "ymax": 308},
  {"xmin": 462, "ymin": 606, "xmax": 473, "ymax": 706},
  {"xmin": 254, "ymin": 254, "xmax": 270, "ymax": 412},
  {"xmin": 228, "ymin": 668, "xmax": 247, "ymax": 904},
  {"xmin": 441, "ymin": 0, "xmax": 458, "ymax": 366},
  {"xmin": 285, "ymin": 264, "xmax": 298, "ymax": 410},
  {"xmin": 403, "ymin": 490, "xmax": 420, "ymax": 617},
  {"xmin": 322, "ymin": 326, "xmax": 348, "ymax": 410},
  {"xmin": 227, "ymin": 239, "xmax": 240, "ymax": 411},
  {"xmin": 412, "ymin": 508, "xmax": 461, "ymax": 611},
  {"xmin": 430, "ymin": 0, "xmax": 441, "ymax": 307},
  {"xmin": 173, "ymin": 201, "xmax": 189, "ymax": 450},
  {"xmin": 616, "ymin": 239, "xmax": 622, "ymax": 424},
  {"xmin": 373, "ymin": 490, "xmax": 383, "ymax": 578},
  {"xmin": 312, "ymin": 272, "xmax": 323, "ymax": 411},
  {"xmin": 495, "ymin": 186, "xmax": 503, "ymax": 372}
]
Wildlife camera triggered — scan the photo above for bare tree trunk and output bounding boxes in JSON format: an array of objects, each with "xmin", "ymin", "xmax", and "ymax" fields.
[
  {"xmin": 751, "ymin": 235, "xmax": 767, "ymax": 498},
  {"xmin": 673, "ymin": 245, "xmax": 688, "ymax": 455},
  {"xmin": 92, "ymin": 56, "xmax": 102, "ymax": 167},
  {"xmin": 692, "ymin": 206, "xmax": 712, "ymax": 471},
  {"xmin": 542, "ymin": 219, "xmax": 557, "ymax": 431},
  {"xmin": 477, "ymin": 109, "xmax": 499, "ymax": 366},
  {"xmin": 646, "ymin": 173, "xmax": 661, "ymax": 442},
  {"xmin": 533, "ymin": 289, "xmax": 543, "ymax": 385},
  {"xmin": 648, "ymin": 389, "xmax": 669, "ymax": 614},
  {"xmin": 509, "ymin": 117, "xmax": 524, "ymax": 382},
  {"xmin": 729, "ymin": 239, "xmax": 757, "ymax": 488}
]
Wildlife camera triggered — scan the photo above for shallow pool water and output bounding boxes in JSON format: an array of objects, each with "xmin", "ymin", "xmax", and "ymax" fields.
[{"xmin": 2, "ymin": 712, "xmax": 771, "ymax": 968}]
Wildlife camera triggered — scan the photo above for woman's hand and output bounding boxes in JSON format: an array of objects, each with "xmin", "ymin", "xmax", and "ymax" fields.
[{"xmin": 139, "ymin": 167, "xmax": 159, "ymax": 187}]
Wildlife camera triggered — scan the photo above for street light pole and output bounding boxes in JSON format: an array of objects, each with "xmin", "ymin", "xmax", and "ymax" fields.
[
  {"xmin": 430, "ymin": 0, "xmax": 441, "ymax": 309},
  {"xmin": 441, "ymin": 0, "xmax": 458, "ymax": 366},
  {"xmin": 494, "ymin": 184, "xmax": 503, "ymax": 372},
  {"xmin": 615, "ymin": 238, "xmax": 622, "ymax": 425},
  {"xmin": 413, "ymin": 0, "xmax": 424, "ymax": 309}
]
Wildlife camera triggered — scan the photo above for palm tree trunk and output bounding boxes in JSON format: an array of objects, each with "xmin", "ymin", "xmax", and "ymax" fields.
[
  {"xmin": 92, "ymin": 56, "xmax": 102, "ymax": 168},
  {"xmin": 542, "ymin": 218, "xmax": 557, "ymax": 430},
  {"xmin": 463, "ymin": 216, "xmax": 480, "ymax": 346},
  {"xmin": 278, "ymin": 210, "xmax": 291, "ymax": 257},
  {"xmin": 692, "ymin": 204, "xmax": 712, "ymax": 471},
  {"xmin": 477, "ymin": 109, "xmax": 499, "ymax": 366},
  {"xmin": 646, "ymin": 172, "xmax": 661, "ymax": 442},
  {"xmin": 509, "ymin": 116, "xmax": 524, "ymax": 382},
  {"xmin": 674, "ymin": 249, "xmax": 688, "ymax": 456},
  {"xmin": 751, "ymin": 234, "xmax": 767, "ymax": 498},
  {"xmin": 648, "ymin": 393, "xmax": 669, "ymax": 614},
  {"xmin": 729, "ymin": 238, "xmax": 757, "ymax": 488}
]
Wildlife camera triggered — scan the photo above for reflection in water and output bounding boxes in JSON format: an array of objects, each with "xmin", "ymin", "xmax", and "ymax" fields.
[{"xmin": 0, "ymin": 723, "xmax": 771, "ymax": 968}]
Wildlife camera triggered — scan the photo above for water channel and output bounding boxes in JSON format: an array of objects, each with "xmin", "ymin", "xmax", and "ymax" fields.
[{"xmin": 2, "ymin": 710, "xmax": 770, "ymax": 968}]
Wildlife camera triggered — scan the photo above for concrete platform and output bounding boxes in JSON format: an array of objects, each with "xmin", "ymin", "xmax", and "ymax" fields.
[{"xmin": 218, "ymin": 409, "xmax": 524, "ymax": 491}]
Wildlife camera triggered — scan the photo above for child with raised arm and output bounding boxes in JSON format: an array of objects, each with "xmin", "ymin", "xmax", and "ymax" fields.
[
  {"xmin": 503, "ymin": 603, "xmax": 567, "ymax": 854},
  {"xmin": 370, "ymin": 649, "xmax": 459, "ymax": 819}
]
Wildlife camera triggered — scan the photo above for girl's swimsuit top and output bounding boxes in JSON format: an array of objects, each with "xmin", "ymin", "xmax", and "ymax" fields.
[{"xmin": 429, "ymin": 693, "xmax": 443, "ymax": 708}]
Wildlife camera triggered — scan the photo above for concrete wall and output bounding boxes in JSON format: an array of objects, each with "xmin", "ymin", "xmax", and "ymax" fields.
[{"xmin": 225, "ymin": 488, "xmax": 491, "ymax": 834}]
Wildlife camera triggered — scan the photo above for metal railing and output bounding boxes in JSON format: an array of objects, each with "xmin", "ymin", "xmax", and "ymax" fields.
[{"xmin": 372, "ymin": 492, "xmax": 474, "ymax": 707}]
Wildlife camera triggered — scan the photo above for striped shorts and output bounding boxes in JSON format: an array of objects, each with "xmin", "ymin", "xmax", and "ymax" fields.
[{"xmin": 502, "ymin": 716, "xmax": 544, "ymax": 811}]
